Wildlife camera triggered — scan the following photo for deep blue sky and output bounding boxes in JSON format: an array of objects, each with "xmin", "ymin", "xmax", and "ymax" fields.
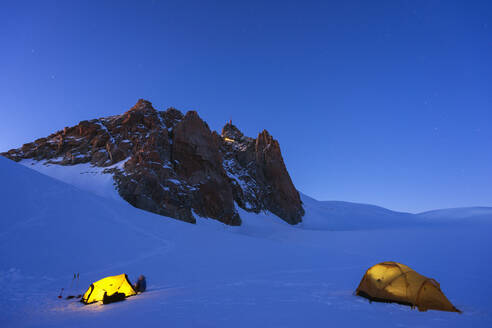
[{"xmin": 1, "ymin": 0, "xmax": 491, "ymax": 213}]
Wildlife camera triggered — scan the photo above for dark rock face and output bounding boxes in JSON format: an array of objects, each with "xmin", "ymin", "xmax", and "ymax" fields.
[
  {"xmin": 172, "ymin": 112, "xmax": 240, "ymax": 225},
  {"xmin": 221, "ymin": 124, "xmax": 304, "ymax": 224},
  {"xmin": 2, "ymin": 100, "xmax": 303, "ymax": 225}
]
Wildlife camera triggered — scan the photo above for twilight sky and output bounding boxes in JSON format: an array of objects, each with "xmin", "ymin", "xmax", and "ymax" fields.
[{"xmin": 1, "ymin": 0, "xmax": 491, "ymax": 213}]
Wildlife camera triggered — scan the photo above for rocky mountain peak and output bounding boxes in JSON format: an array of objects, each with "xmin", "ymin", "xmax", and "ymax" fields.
[
  {"xmin": 221, "ymin": 121, "xmax": 245, "ymax": 141},
  {"xmin": 161, "ymin": 107, "xmax": 183, "ymax": 129},
  {"xmin": 128, "ymin": 98, "xmax": 155, "ymax": 112},
  {"xmin": 256, "ymin": 130, "xmax": 276, "ymax": 151},
  {"xmin": 2, "ymin": 100, "xmax": 304, "ymax": 226}
]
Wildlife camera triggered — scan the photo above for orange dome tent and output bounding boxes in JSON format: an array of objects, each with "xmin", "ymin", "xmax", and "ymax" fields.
[{"xmin": 355, "ymin": 262, "xmax": 461, "ymax": 313}]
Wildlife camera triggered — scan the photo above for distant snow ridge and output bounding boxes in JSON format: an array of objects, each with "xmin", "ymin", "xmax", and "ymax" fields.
[
  {"xmin": 418, "ymin": 207, "xmax": 492, "ymax": 223},
  {"xmin": 299, "ymin": 194, "xmax": 425, "ymax": 230}
]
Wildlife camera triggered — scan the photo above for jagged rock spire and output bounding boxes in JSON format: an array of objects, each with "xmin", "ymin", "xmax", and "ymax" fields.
[
  {"xmin": 221, "ymin": 121, "xmax": 245, "ymax": 141},
  {"xmin": 129, "ymin": 99, "xmax": 154, "ymax": 112}
]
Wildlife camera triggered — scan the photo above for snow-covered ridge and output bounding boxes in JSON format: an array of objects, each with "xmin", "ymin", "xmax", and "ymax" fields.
[
  {"xmin": 299, "ymin": 193, "xmax": 423, "ymax": 230},
  {"xmin": 15, "ymin": 157, "xmax": 421, "ymax": 231},
  {"xmin": 16, "ymin": 156, "xmax": 491, "ymax": 232},
  {"xmin": 418, "ymin": 207, "xmax": 492, "ymax": 221}
]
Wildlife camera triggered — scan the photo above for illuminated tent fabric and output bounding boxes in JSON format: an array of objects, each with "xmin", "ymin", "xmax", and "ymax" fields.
[
  {"xmin": 355, "ymin": 262, "xmax": 461, "ymax": 313},
  {"xmin": 82, "ymin": 274, "xmax": 137, "ymax": 304}
]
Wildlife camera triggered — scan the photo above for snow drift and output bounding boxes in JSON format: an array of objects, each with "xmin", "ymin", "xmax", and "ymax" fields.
[{"xmin": 1, "ymin": 156, "xmax": 491, "ymax": 327}]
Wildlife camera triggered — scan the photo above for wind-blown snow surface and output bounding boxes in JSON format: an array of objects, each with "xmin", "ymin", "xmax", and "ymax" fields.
[
  {"xmin": 18, "ymin": 158, "xmax": 125, "ymax": 202},
  {"xmin": 1, "ymin": 157, "xmax": 491, "ymax": 327}
]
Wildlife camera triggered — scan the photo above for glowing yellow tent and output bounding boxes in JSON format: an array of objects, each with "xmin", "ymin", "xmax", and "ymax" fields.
[
  {"xmin": 82, "ymin": 274, "xmax": 137, "ymax": 304},
  {"xmin": 355, "ymin": 262, "xmax": 461, "ymax": 313}
]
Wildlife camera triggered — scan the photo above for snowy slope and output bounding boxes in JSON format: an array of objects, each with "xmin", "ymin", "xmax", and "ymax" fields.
[
  {"xmin": 18, "ymin": 158, "xmax": 125, "ymax": 202},
  {"xmin": 300, "ymin": 194, "xmax": 424, "ymax": 230},
  {"xmin": 17, "ymin": 159, "xmax": 428, "ymax": 230},
  {"xmin": 1, "ymin": 157, "xmax": 492, "ymax": 327}
]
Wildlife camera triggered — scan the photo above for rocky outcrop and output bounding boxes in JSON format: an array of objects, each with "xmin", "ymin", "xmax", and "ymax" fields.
[
  {"xmin": 221, "ymin": 123, "xmax": 304, "ymax": 224},
  {"xmin": 2, "ymin": 99, "xmax": 303, "ymax": 225}
]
